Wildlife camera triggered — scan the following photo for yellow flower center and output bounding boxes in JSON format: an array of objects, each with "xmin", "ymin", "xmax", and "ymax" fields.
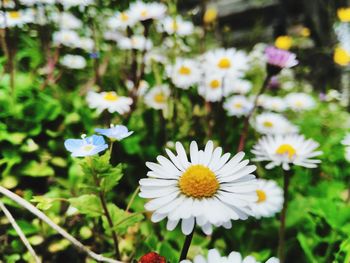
[
  {"xmin": 274, "ymin": 35, "xmax": 293, "ymax": 50},
  {"xmin": 203, "ymin": 7, "xmax": 218, "ymax": 24},
  {"xmin": 338, "ymin": 8, "xmax": 350, "ymax": 22},
  {"xmin": 82, "ymin": 145, "xmax": 94, "ymax": 152},
  {"xmin": 218, "ymin": 58, "xmax": 231, "ymax": 69},
  {"xmin": 103, "ymin": 92, "xmax": 119, "ymax": 102},
  {"xmin": 209, "ymin": 79, "xmax": 220, "ymax": 89},
  {"xmin": 9, "ymin": 11, "xmax": 20, "ymax": 19},
  {"xmin": 233, "ymin": 102, "xmax": 243, "ymax": 109},
  {"xmin": 334, "ymin": 47, "xmax": 350, "ymax": 66},
  {"xmin": 263, "ymin": 121, "xmax": 273, "ymax": 128},
  {"xmin": 154, "ymin": 93, "xmax": 165, "ymax": 103},
  {"xmin": 171, "ymin": 21, "xmax": 178, "ymax": 31},
  {"xmin": 120, "ymin": 12, "xmax": 129, "ymax": 22},
  {"xmin": 141, "ymin": 10, "xmax": 148, "ymax": 17},
  {"xmin": 256, "ymin": 190, "xmax": 267, "ymax": 203},
  {"xmin": 275, "ymin": 144, "xmax": 296, "ymax": 159},
  {"xmin": 178, "ymin": 65, "xmax": 191, "ymax": 75},
  {"xmin": 301, "ymin": 27, "xmax": 310, "ymax": 37},
  {"xmin": 179, "ymin": 165, "xmax": 219, "ymax": 198},
  {"xmin": 295, "ymin": 101, "xmax": 304, "ymax": 107}
]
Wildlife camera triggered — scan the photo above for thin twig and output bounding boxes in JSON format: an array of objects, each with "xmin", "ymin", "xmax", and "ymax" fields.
[
  {"xmin": 0, "ymin": 201, "xmax": 41, "ymax": 263},
  {"xmin": 179, "ymin": 227, "xmax": 195, "ymax": 262},
  {"xmin": 0, "ymin": 186, "xmax": 122, "ymax": 263},
  {"xmin": 125, "ymin": 186, "xmax": 140, "ymax": 213}
]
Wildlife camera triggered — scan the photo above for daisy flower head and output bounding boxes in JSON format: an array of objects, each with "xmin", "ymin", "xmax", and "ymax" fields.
[
  {"xmin": 180, "ymin": 248, "xmax": 279, "ymax": 263},
  {"xmin": 144, "ymin": 85, "xmax": 170, "ymax": 110},
  {"xmin": 51, "ymin": 12, "xmax": 82, "ymax": 30},
  {"xmin": 158, "ymin": 16, "xmax": 194, "ymax": 36},
  {"xmin": 223, "ymin": 95, "xmax": 253, "ymax": 117},
  {"xmin": 168, "ymin": 58, "xmax": 201, "ymax": 89},
  {"xmin": 262, "ymin": 96, "xmax": 287, "ymax": 112},
  {"xmin": 285, "ymin": 92, "xmax": 315, "ymax": 111},
  {"xmin": 254, "ymin": 112, "xmax": 298, "ymax": 135},
  {"xmin": 129, "ymin": 1, "xmax": 166, "ymax": 22},
  {"xmin": 60, "ymin": 54, "xmax": 86, "ymax": 69},
  {"xmin": 59, "ymin": 0, "xmax": 94, "ymax": 8},
  {"xmin": 107, "ymin": 10, "xmax": 137, "ymax": 30},
  {"xmin": 53, "ymin": 30, "xmax": 80, "ymax": 47},
  {"xmin": 86, "ymin": 91, "xmax": 133, "ymax": 114},
  {"xmin": 223, "ymin": 78, "xmax": 252, "ymax": 96},
  {"xmin": 203, "ymin": 48, "xmax": 249, "ymax": 76},
  {"xmin": 249, "ymin": 179, "xmax": 283, "ymax": 219},
  {"xmin": 265, "ymin": 46, "xmax": 298, "ymax": 75},
  {"xmin": 118, "ymin": 35, "xmax": 153, "ymax": 51},
  {"xmin": 0, "ymin": 10, "xmax": 33, "ymax": 28},
  {"xmin": 252, "ymin": 134, "xmax": 322, "ymax": 170},
  {"xmin": 139, "ymin": 141, "xmax": 258, "ymax": 235},
  {"xmin": 198, "ymin": 72, "xmax": 225, "ymax": 102},
  {"xmin": 95, "ymin": 124, "xmax": 133, "ymax": 141},
  {"xmin": 64, "ymin": 134, "xmax": 108, "ymax": 157}
]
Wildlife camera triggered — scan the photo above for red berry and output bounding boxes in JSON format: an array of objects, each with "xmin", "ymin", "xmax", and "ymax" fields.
[{"xmin": 138, "ymin": 252, "xmax": 166, "ymax": 263}]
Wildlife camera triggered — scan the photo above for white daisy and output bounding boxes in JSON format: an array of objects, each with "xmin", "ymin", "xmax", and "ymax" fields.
[
  {"xmin": 249, "ymin": 179, "xmax": 283, "ymax": 219},
  {"xmin": 144, "ymin": 85, "xmax": 170, "ymax": 110},
  {"xmin": 223, "ymin": 78, "xmax": 252, "ymax": 96},
  {"xmin": 252, "ymin": 134, "xmax": 322, "ymax": 170},
  {"xmin": 60, "ymin": 54, "xmax": 86, "ymax": 69},
  {"xmin": 51, "ymin": 12, "xmax": 82, "ymax": 30},
  {"xmin": 285, "ymin": 92, "xmax": 315, "ymax": 111},
  {"xmin": 86, "ymin": 91, "xmax": 133, "ymax": 114},
  {"xmin": 77, "ymin": 37, "xmax": 94, "ymax": 51},
  {"xmin": 158, "ymin": 16, "xmax": 194, "ymax": 36},
  {"xmin": 107, "ymin": 11, "xmax": 137, "ymax": 30},
  {"xmin": 0, "ymin": 10, "xmax": 33, "ymax": 28},
  {"xmin": 118, "ymin": 35, "xmax": 153, "ymax": 51},
  {"xmin": 53, "ymin": 30, "xmax": 80, "ymax": 47},
  {"xmin": 139, "ymin": 141, "xmax": 258, "ymax": 235},
  {"xmin": 180, "ymin": 248, "xmax": 279, "ymax": 263},
  {"xmin": 253, "ymin": 112, "xmax": 298, "ymax": 135},
  {"xmin": 198, "ymin": 72, "xmax": 224, "ymax": 102},
  {"xmin": 262, "ymin": 96, "xmax": 287, "ymax": 112},
  {"xmin": 125, "ymin": 79, "xmax": 149, "ymax": 96},
  {"xmin": 203, "ymin": 48, "xmax": 249, "ymax": 76},
  {"xmin": 129, "ymin": 1, "xmax": 166, "ymax": 22},
  {"xmin": 223, "ymin": 95, "xmax": 253, "ymax": 117},
  {"xmin": 59, "ymin": 0, "xmax": 94, "ymax": 8},
  {"xmin": 168, "ymin": 58, "xmax": 201, "ymax": 89}
]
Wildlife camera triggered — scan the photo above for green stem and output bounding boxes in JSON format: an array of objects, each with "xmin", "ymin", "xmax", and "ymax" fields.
[
  {"xmin": 278, "ymin": 169, "xmax": 292, "ymax": 263},
  {"xmin": 179, "ymin": 227, "xmax": 195, "ymax": 262},
  {"xmin": 125, "ymin": 186, "xmax": 140, "ymax": 213}
]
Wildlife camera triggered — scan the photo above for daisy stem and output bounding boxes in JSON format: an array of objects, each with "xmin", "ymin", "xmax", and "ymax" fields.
[
  {"xmin": 237, "ymin": 73, "xmax": 272, "ymax": 152},
  {"xmin": 278, "ymin": 169, "xmax": 292, "ymax": 263},
  {"xmin": 179, "ymin": 227, "xmax": 195, "ymax": 262}
]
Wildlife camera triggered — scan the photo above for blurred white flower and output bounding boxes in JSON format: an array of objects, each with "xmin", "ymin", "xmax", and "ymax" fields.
[
  {"xmin": 223, "ymin": 78, "xmax": 252, "ymax": 96},
  {"xmin": 285, "ymin": 92, "xmax": 315, "ymax": 111},
  {"xmin": 144, "ymin": 85, "xmax": 170, "ymax": 110},
  {"xmin": 86, "ymin": 91, "xmax": 133, "ymax": 114},
  {"xmin": 129, "ymin": 1, "xmax": 166, "ymax": 21},
  {"xmin": 262, "ymin": 96, "xmax": 287, "ymax": 112},
  {"xmin": 53, "ymin": 30, "xmax": 80, "ymax": 47},
  {"xmin": 158, "ymin": 16, "xmax": 194, "ymax": 36},
  {"xmin": 167, "ymin": 58, "xmax": 201, "ymax": 89},
  {"xmin": 107, "ymin": 11, "xmax": 137, "ymax": 30},
  {"xmin": 223, "ymin": 95, "xmax": 253, "ymax": 117},
  {"xmin": 253, "ymin": 112, "xmax": 298, "ymax": 135},
  {"xmin": 118, "ymin": 35, "xmax": 153, "ymax": 50},
  {"xmin": 198, "ymin": 72, "xmax": 225, "ymax": 102},
  {"xmin": 60, "ymin": 55, "xmax": 87, "ymax": 69},
  {"xmin": 51, "ymin": 12, "xmax": 82, "ymax": 30}
]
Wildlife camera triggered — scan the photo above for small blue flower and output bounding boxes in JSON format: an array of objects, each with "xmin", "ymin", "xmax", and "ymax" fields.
[
  {"xmin": 64, "ymin": 134, "xmax": 108, "ymax": 157},
  {"xmin": 95, "ymin": 125, "xmax": 133, "ymax": 141}
]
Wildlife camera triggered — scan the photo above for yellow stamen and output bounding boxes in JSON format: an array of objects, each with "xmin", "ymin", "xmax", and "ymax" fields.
[
  {"xmin": 217, "ymin": 58, "xmax": 231, "ymax": 69},
  {"xmin": 82, "ymin": 145, "xmax": 94, "ymax": 152},
  {"xmin": 154, "ymin": 93, "xmax": 165, "ymax": 103},
  {"xmin": 263, "ymin": 121, "xmax": 273, "ymax": 128},
  {"xmin": 120, "ymin": 12, "xmax": 129, "ymax": 22},
  {"xmin": 103, "ymin": 92, "xmax": 119, "ymax": 102},
  {"xmin": 9, "ymin": 11, "xmax": 20, "ymax": 19},
  {"xmin": 233, "ymin": 102, "xmax": 243, "ymax": 109},
  {"xmin": 179, "ymin": 165, "xmax": 219, "ymax": 198},
  {"xmin": 171, "ymin": 21, "xmax": 178, "ymax": 31},
  {"xmin": 275, "ymin": 144, "xmax": 296, "ymax": 159},
  {"xmin": 334, "ymin": 47, "xmax": 350, "ymax": 66},
  {"xmin": 209, "ymin": 79, "xmax": 220, "ymax": 89},
  {"xmin": 141, "ymin": 10, "xmax": 148, "ymax": 17},
  {"xmin": 178, "ymin": 65, "xmax": 191, "ymax": 75},
  {"xmin": 203, "ymin": 7, "xmax": 218, "ymax": 24},
  {"xmin": 295, "ymin": 101, "xmax": 304, "ymax": 107},
  {"xmin": 256, "ymin": 190, "xmax": 267, "ymax": 203}
]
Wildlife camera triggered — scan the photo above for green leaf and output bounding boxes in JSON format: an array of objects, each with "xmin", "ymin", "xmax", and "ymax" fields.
[
  {"xmin": 297, "ymin": 233, "xmax": 317, "ymax": 263},
  {"xmin": 69, "ymin": 194, "xmax": 103, "ymax": 217},
  {"xmin": 8, "ymin": 220, "xmax": 39, "ymax": 236},
  {"xmin": 22, "ymin": 161, "xmax": 54, "ymax": 177},
  {"xmin": 31, "ymin": 196, "xmax": 55, "ymax": 211},
  {"xmin": 100, "ymin": 164, "xmax": 123, "ymax": 192},
  {"xmin": 102, "ymin": 204, "xmax": 144, "ymax": 235}
]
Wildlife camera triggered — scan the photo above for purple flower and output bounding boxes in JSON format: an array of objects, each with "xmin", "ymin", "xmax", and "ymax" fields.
[{"xmin": 265, "ymin": 46, "xmax": 298, "ymax": 69}]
